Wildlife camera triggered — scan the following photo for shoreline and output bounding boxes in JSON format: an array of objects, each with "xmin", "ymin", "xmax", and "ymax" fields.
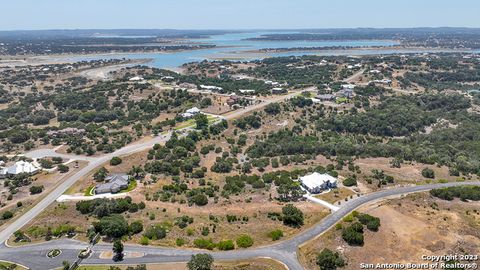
[{"xmin": 242, "ymin": 45, "xmax": 476, "ymax": 54}]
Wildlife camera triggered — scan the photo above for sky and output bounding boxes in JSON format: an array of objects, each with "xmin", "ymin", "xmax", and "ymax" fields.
[{"xmin": 1, "ymin": 0, "xmax": 480, "ymax": 30}]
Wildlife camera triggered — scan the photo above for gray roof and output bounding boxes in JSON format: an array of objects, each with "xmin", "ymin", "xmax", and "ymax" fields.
[
  {"xmin": 316, "ymin": 94, "xmax": 335, "ymax": 100},
  {"xmin": 95, "ymin": 174, "xmax": 130, "ymax": 194}
]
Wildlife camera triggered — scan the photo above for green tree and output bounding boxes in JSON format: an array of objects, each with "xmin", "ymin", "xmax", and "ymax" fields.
[
  {"xmin": 94, "ymin": 214, "xmax": 129, "ymax": 238},
  {"xmin": 94, "ymin": 167, "xmax": 109, "ymax": 182},
  {"xmin": 195, "ymin": 114, "xmax": 209, "ymax": 130},
  {"xmin": 421, "ymin": 168, "xmax": 435, "ymax": 179},
  {"xmin": 57, "ymin": 164, "xmax": 69, "ymax": 173},
  {"xmin": 316, "ymin": 248, "xmax": 345, "ymax": 270},
  {"xmin": 112, "ymin": 239, "xmax": 124, "ymax": 261},
  {"xmin": 282, "ymin": 204, "xmax": 304, "ymax": 227},
  {"xmin": 110, "ymin": 157, "xmax": 123, "ymax": 166},
  {"xmin": 236, "ymin": 234, "xmax": 254, "ymax": 248},
  {"xmin": 187, "ymin": 254, "xmax": 214, "ymax": 270},
  {"xmin": 1, "ymin": 211, "xmax": 13, "ymax": 220},
  {"xmin": 62, "ymin": 260, "xmax": 70, "ymax": 270}
]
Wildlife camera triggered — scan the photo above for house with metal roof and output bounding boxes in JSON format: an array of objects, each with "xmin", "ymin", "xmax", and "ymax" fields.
[
  {"xmin": 2, "ymin": 161, "xmax": 41, "ymax": 177},
  {"xmin": 95, "ymin": 174, "xmax": 130, "ymax": 194},
  {"xmin": 299, "ymin": 172, "xmax": 337, "ymax": 194}
]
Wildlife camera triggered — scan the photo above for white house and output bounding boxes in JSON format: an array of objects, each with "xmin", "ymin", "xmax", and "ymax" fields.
[
  {"xmin": 129, "ymin": 76, "xmax": 144, "ymax": 81},
  {"xmin": 5, "ymin": 161, "xmax": 41, "ymax": 176},
  {"xmin": 341, "ymin": 84, "xmax": 356, "ymax": 89},
  {"xmin": 0, "ymin": 167, "xmax": 7, "ymax": 179},
  {"xmin": 299, "ymin": 172, "xmax": 337, "ymax": 194},
  {"xmin": 200, "ymin": 85, "xmax": 223, "ymax": 91},
  {"xmin": 181, "ymin": 107, "xmax": 201, "ymax": 118}
]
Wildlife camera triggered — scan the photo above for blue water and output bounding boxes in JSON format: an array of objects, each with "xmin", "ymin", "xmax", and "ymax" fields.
[{"xmin": 66, "ymin": 31, "xmax": 401, "ymax": 68}]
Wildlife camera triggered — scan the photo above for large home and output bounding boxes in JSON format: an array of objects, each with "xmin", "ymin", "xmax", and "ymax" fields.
[
  {"xmin": 200, "ymin": 85, "xmax": 223, "ymax": 92},
  {"xmin": 272, "ymin": 87, "xmax": 287, "ymax": 94},
  {"xmin": 336, "ymin": 88, "xmax": 354, "ymax": 99},
  {"xmin": 95, "ymin": 174, "xmax": 130, "ymax": 194},
  {"xmin": 0, "ymin": 161, "xmax": 41, "ymax": 178},
  {"xmin": 299, "ymin": 172, "xmax": 337, "ymax": 194},
  {"xmin": 47, "ymin": 128, "xmax": 86, "ymax": 138},
  {"xmin": 316, "ymin": 94, "xmax": 336, "ymax": 101},
  {"xmin": 181, "ymin": 107, "xmax": 201, "ymax": 118},
  {"xmin": 129, "ymin": 76, "xmax": 144, "ymax": 81}
]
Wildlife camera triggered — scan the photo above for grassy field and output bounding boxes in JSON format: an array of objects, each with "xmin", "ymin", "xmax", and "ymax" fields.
[
  {"xmin": 174, "ymin": 115, "xmax": 218, "ymax": 130},
  {"xmin": 84, "ymin": 185, "xmax": 95, "ymax": 196},
  {"xmin": 0, "ymin": 261, "xmax": 28, "ymax": 270},
  {"xmin": 314, "ymin": 187, "xmax": 356, "ymax": 204},
  {"xmin": 121, "ymin": 180, "xmax": 138, "ymax": 193}
]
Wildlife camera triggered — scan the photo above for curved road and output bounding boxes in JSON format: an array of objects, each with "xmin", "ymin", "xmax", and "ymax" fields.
[{"xmin": 0, "ymin": 181, "xmax": 478, "ymax": 270}]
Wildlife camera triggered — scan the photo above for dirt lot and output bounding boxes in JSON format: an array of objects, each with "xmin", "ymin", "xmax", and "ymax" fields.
[
  {"xmin": 298, "ymin": 192, "xmax": 480, "ymax": 270},
  {"xmin": 18, "ymin": 190, "xmax": 329, "ymax": 248},
  {"xmin": 353, "ymin": 157, "xmax": 463, "ymax": 184}
]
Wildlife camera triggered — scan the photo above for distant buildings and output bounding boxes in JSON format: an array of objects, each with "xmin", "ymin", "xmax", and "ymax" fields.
[
  {"xmin": 371, "ymin": 79, "xmax": 392, "ymax": 84},
  {"xmin": 129, "ymin": 76, "xmax": 144, "ymax": 81},
  {"xmin": 341, "ymin": 84, "xmax": 356, "ymax": 89},
  {"xmin": 200, "ymin": 85, "xmax": 223, "ymax": 91},
  {"xmin": 47, "ymin": 128, "xmax": 86, "ymax": 138},
  {"xmin": 272, "ymin": 87, "xmax": 287, "ymax": 94},
  {"xmin": 315, "ymin": 94, "xmax": 336, "ymax": 102},
  {"xmin": 181, "ymin": 107, "xmax": 201, "ymax": 118},
  {"xmin": 0, "ymin": 160, "xmax": 41, "ymax": 178},
  {"xmin": 161, "ymin": 76, "xmax": 175, "ymax": 82},
  {"xmin": 336, "ymin": 88, "xmax": 354, "ymax": 99},
  {"xmin": 226, "ymin": 95, "xmax": 240, "ymax": 106},
  {"xmin": 238, "ymin": 89, "xmax": 256, "ymax": 94},
  {"xmin": 299, "ymin": 172, "xmax": 337, "ymax": 194},
  {"xmin": 95, "ymin": 174, "xmax": 130, "ymax": 194}
]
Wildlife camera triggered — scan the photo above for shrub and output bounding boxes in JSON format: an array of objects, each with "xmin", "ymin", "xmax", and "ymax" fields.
[
  {"xmin": 187, "ymin": 254, "xmax": 213, "ymax": 270},
  {"xmin": 421, "ymin": 168, "xmax": 435, "ymax": 179},
  {"xmin": 110, "ymin": 157, "xmax": 123, "ymax": 166},
  {"xmin": 2, "ymin": 211, "xmax": 13, "ymax": 220},
  {"xmin": 282, "ymin": 204, "xmax": 304, "ymax": 228},
  {"xmin": 29, "ymin": 185, "xmax": 44, "ymax": 195},
  {"xmin": 357, "ymin": 214, "xmax": 381, "ymax": 231},
  {"xmin": 430, "ymin": 186, "xmax": 480, "ymax": 201},
  {"xmin": 57, "ymin": 164, "xmax": 69, "ymax": 173},
  {"xmin": 342, "ymin": 224, "xmax": 364, "ymax": 246},
  {"xmin": 176, "ymin": 238, "xmax": 186, "ymax": 246},
  {"xmin": 193, "ymin": 238, "xmax": 216, "ymax": 250},
  {"xmin": 193, "ymin": 194, "xmax": 208, "ymax": 206},
  {"xmin": 93, "ymin": 214, "xmax": 129, "ymax": 238},
  {"xmin": 236, "ymin": 234, "xmax": 254, "ymax": 248},
  {"xmin": 175, "ymin": 215, "xmax": 194, "ymax": 228},
  {"xmin": 268, "ymin": 229, "xmax": 283, "ymax": 241},
  {"xmin": 94, "ymin": 167, "xmax": 109, "ymax": 182},
  {"xmin": 143, "ymin": 225, "xmax": 167, "ymax": 240},
  {"xmin": 217, "ymin": 240, "xmax": 235, "ymax": 250},
  {"xmin": 316, "ymin": 248, "xmax": 345, "ymax": 270},
  {"xmin": 343, "ymin": 177, "xmax": 357, "ymax": 187},
  {"xmin": 139, "ymin": 236, "xmax": 149, "ymax": 245},
  {"xmin": 128, "ymin": 221, "xmax": 144, "ymax": 235}
]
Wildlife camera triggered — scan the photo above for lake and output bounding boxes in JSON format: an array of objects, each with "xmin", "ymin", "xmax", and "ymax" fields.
[{"xmin": 64, "ymin": 31, "xmax": 445, "ymax": 69}]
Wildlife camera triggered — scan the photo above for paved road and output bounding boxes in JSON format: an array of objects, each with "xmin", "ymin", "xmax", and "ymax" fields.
[
  {"xmin": 344, "ymin": 69, "xmax": 365, "ymax": 83},
  {"xmin": 0, "ymin": 181, "xmax": 478, "ymax": 270}
]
